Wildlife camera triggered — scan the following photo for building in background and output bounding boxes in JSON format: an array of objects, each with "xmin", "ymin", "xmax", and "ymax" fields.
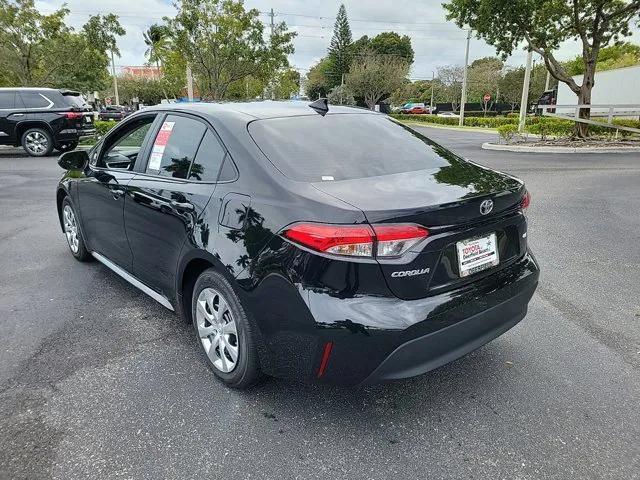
[{"xmin": 120, "ymin": 65, "xmax": 162, "ymax": 80}]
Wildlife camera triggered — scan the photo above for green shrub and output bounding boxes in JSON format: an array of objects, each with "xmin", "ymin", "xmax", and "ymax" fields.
[
  {"xmin": 497, "ymin": 124, "xmax": 519, "ymax": 143},
  {"xmin": 94, "ymin": 120, "xmax": 117, "ymax": 137}
]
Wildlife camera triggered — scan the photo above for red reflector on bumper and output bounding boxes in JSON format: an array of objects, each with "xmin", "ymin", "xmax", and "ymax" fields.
[{"xmin": 317, "ymin": 342, "xmax": 334, "ymax": 378}]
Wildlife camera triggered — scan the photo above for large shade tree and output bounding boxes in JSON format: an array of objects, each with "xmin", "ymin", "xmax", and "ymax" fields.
[
  {"xmin": 444, "ymin": 0, "xmax": 640, "ymax": 137},
  {"xmin": 347, "ymin": 49, "xmax": 409, "ymax": 109},
  {"xmin": 167, "ymin": 0, "xmax": 296, "ymax": 100}
]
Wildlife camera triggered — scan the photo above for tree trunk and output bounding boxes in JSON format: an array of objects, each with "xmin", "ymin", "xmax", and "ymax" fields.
[{"xmin": 574, "ymin": 62, "xmax": 596, "ymax": 139}]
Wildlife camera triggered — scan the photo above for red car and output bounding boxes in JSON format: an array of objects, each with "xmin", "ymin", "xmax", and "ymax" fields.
[{"xmin": 400, "ymin": 102, "xmax": 429, "ymax": 114}]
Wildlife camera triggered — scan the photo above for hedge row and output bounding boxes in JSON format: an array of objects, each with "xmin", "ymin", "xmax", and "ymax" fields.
[
  {"xmin": 391, "ymin": 113, "xmax": 518, "ymax": 128},
  {"xmin": 392, "ymin": 113, "xmax": 640, "ymax": 138}
]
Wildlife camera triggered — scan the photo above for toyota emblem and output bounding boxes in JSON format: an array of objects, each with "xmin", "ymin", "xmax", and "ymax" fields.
[{"xmin": 479, "ymin": 199, "xmax": 493, "ymax": 215}]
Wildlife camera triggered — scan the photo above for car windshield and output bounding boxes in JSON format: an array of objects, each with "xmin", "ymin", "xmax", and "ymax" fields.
[{"xmin": 248, "ymin": 113, "xmax": 448, "ymax": 182}]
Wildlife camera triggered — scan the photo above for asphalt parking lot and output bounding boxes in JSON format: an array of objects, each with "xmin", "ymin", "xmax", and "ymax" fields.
[{"xmin": 1, "ymin": 126, "xmax": 639, "ymax": 479}]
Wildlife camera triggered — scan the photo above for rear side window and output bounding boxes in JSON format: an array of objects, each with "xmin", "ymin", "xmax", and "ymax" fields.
[
  {"xmin": 0, "ymin": 91, "xmax": 15, "ymax": 109},
  {"xmin": 20, "ymin": 92, "xmax": 52, "ymax": 109},
  {"xmin": 248, "ymin": 114, "xmax": 448, "ymax": 182},
  {"xmin": 188, "ymin": 131, "xmax": 226, "ymax": 181},
  {"xmin": 146, "ymin": 115, "xmax": 206, "ymax": 179}
]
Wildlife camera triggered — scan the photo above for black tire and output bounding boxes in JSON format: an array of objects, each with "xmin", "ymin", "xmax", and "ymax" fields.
[
  {"xmin": 21, "ymin": 127, "xmax": 54, "ymax": 157},
  {"xmin": 192, "ymin": 268, "xmax": 261, "ymax": 389},
  {"xmin": 61, "ymin": 197, "xmax": 91, "ymax": 262},
  {"xmin": 56, "ymin": 140, "xmax": 79, "ymax": 153}
]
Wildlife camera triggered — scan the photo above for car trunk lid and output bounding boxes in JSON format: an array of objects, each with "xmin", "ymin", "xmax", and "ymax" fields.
[{"xmin": 312, "ymin": 162, "xmax": 528, "ymax": 300}]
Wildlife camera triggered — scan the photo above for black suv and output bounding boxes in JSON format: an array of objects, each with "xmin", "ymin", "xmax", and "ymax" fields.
[{"xmin": 0, "ymin": 87, "xmax": 96, "ymax": 157}]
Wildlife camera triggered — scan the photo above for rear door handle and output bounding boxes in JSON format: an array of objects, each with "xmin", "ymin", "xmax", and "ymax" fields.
[{"xmin": 170, "ymin": 200, "xmax": 194, "ymax": 212}]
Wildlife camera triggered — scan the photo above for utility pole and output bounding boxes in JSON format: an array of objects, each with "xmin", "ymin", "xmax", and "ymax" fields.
[
  {"xmin": 186, "ymin": 64, "xmax": 194, "ymax": 101},
  {"xmin": 110, "ymin": 49, "xmax": 119, "ymax": 106},
  {"xmin": 518, "ymin": 50, "xmax": 533, "ymax": 133},
  {"xmin": 430, "ymin": 71, "xmax": 435, "ymax": 112},
  {"xmin": 459, "ymin": 29, "xmax": 471, "ymax": 127},
  {"xmin": 269, "ymin": 8, "xmax": 275, "ymax": 100}
]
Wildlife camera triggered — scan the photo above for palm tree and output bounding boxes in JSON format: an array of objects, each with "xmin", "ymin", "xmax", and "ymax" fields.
[{"xmin": 143, "ymin": 24, "xmax": 170, "ymax": 99}]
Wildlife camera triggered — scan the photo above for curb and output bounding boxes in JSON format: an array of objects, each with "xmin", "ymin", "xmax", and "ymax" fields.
[{"xmin": 482, "ymin": 142, "xmax": 640, "ymax": 154}]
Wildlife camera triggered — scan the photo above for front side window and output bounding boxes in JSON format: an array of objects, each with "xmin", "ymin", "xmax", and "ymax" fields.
[
  {"xmin": 97, "ymin": 116, "xmax": 155, "ymax": 170},
  {"xmin": 145, "ymin": 115, "xmax": 206, "ymax": 179}
]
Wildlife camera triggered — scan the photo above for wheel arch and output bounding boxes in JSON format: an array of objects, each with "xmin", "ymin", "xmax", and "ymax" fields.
[
  {"xmin": 176, "ymin": 249, "xmax": 270, "ymax": 372},
  {"xmin": 16, "ymin": 121, "xmax": 55, "ymax": 142},
  {"xmin": 56, "ymin": 187, "xmax": 69, "ymax": 232},
  {"xmin": 176, "ymin": 249, "xmax": 232, "ymax": 323}
]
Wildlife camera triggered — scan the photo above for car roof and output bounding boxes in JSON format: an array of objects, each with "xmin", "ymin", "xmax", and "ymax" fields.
[{"xmin": 143, "ymin": 100, "xmax": 379, "ymax": 121}]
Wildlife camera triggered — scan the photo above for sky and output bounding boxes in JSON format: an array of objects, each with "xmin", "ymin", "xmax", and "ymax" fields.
[{"xmin": 35, "ymin": 0, "xmax": 639, "ymax": 80}]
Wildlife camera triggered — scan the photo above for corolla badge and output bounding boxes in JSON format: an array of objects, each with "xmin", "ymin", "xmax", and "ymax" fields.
[
  {"xmin": 391, "ymin": 268, "xmax": 430, "ymax": 278},
  {"xmin": 479, "ymin": 199, "xmax": 494, "ymax": 215}
]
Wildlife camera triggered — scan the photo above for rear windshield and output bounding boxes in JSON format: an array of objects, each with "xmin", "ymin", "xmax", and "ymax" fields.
[
  {"xmin": 60, "ymin": 91, "xmax": 88, "ymax": 108},
  {"xmin": 248, "ymin": 114, "xmax": 448, "ymax": 182}
]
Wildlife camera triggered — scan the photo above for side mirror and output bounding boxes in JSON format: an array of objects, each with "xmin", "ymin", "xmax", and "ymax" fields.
[{"xmin": 58, "ymin": 150, "xmax": 89, "ymax": 171}]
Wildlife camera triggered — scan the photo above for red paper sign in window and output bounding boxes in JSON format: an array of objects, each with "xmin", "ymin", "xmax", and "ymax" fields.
[{"xmin": 154, "ymin": 121, "xmax": 175, "ymax": 147}]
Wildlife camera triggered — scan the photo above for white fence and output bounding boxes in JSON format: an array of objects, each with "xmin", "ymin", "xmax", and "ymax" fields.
[{"xmin": 539, "ymin": 104, "xmax": 640, "ymax": 135}]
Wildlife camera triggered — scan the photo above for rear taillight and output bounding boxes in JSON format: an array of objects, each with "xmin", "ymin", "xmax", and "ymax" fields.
[
  {"xmin": 372, "ymin": 224, "xmax": 429, "ymax": 257},
  {"xmin": 282, "ymin": 223, "xmax": 429, "ymax": 258},
  {"xmin": 520, "ymin": 190, "xmax": 531, "ymax": 211},
  {"xmin": 283, "ymin": 223, "xmax": 374, "ymax": 257},
  {"xmin": 63, "ymin": 112, "xmax": 83, "ymax": 120}
]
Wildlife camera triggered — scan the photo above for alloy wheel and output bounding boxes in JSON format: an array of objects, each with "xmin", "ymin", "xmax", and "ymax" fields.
[
  {"xmin": 196, "ymin": 288, "xmax": 239, "ymax": 373},
  {"xmin": 25, "ymin": 131, "xmax": 49, "ymax": 155},
  {"xmin": 63, "ymin": 205, "xmax": 79, "ymax": 253}
]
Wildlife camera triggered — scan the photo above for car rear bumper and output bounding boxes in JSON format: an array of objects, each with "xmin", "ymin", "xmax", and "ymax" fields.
[
  {"xmin": 360, "ymin": 276, "xmax": 535, "ymax": 384},
  {"xmin": 302, "ymin": 251, "xmax": 539, "ymax": 385},
  {"xmin": 56, "ymin": 127, "xmax": 96, "ymax": 143}
]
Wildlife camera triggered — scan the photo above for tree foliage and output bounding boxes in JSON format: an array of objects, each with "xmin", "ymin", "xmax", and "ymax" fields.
[
  {"xmin": 444, "ymin": 0, "xmax": 640, "ymax": 137},
  {"xmin": 467, "ymin": 57, "xmax": 503, "ymax": 106},
  {"xmin": 0, "ymin": 0, "xmax": 122, "ymax": 91},
  {"xmin": 144, "ymin": 24, "xmax": 172, "ymax": 66},
  {"xmin": 327, "ymin": 84, "xmax": 356, "ymax": 105},
  {"xmin": 346, "ymin": 49, "xmax": 409, "ymax": 109},
  {"xmin": 564, "ymin": 41, "xmax": 640, "ymax": 74},
  {"xmin": 167, "ymin": 0, "xmax": 295, "ymax": 100},
  {"xmin": 328, "ymin": 4, "xmax": 353, "ymax": 86},
  {"xmin": 305, "ymin": 57, "xmax": 335, "ymax": 99},
  {"xmin": 437, "ymin": 65, "xmax": 464, "ymax": 111},
  {"xmin": 353, "ymin": 32, "xmax": 414, "ymax": 64}
]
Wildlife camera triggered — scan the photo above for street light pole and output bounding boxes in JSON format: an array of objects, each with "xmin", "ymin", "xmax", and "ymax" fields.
[
  {"xmin": 459, "ymin": 29, "xmax": 471, "ymax": 127},
  {"xmin": 111, "ymin": 49, "xmax": 119, "ymax": 106},
  {"xmin": 518, "ymin": 50, "xmax": 533, "ymax": 133},
  {"xmin": 430, "ymin": 71, "xmax": 435, "ymax": 112}
]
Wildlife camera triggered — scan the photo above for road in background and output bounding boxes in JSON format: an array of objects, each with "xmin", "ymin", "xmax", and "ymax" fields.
[{"xmin": 1, "ymin": 130, "xmax": 638, "ymax": 479}]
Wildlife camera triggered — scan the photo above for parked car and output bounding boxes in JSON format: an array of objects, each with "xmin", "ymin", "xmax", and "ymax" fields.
[
  {"xmin": 400, "ymin": 102, "xmax": 429, "ymax": 114},
  {"xmin": 55, "ymin": 101, "xmax": 539, "ymax": 389},
  {"xmin": 0, "ymin": 87, "xmax": 96, "ymax": 156},
  {"xmin": 98, "ymin": 105, "xmax": 130, "ymax": 122},
  {"xmin": 437, "ymin": 111, "xmax": 461, "ymax": 118}
]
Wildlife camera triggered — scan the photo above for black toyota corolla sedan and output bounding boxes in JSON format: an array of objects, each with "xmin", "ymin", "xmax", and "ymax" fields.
[{"xmin": 55, "ymin": 100, "xmax": 539, "ymax": 388}]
